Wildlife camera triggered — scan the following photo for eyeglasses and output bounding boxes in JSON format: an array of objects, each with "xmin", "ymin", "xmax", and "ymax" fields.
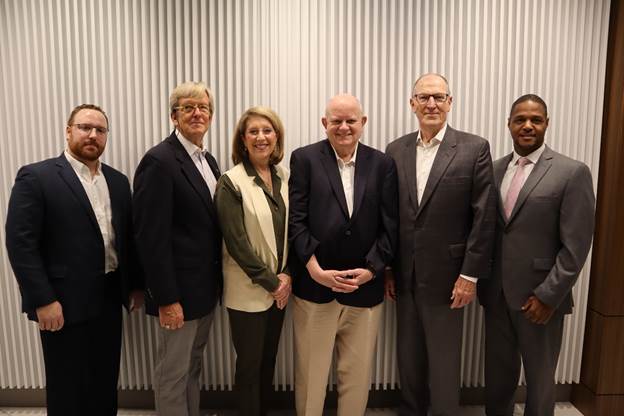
[
  {"xmin": 413, "ymin": 93, "xmax": 449, "ymax": 104},
  {"xmin": 72, "ymin": 123, "xmax": 109, "ymax": 135},
  {"xmin": 246, "ymin": 128, "xmax": 275, "ymax": 137},
  {"xmin": 174, "ymin": 104, "xmax": 211, "ymax": 114}
]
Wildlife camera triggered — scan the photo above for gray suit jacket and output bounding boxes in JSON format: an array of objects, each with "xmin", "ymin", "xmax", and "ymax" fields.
[
  {"xmin": 478, "ymin": 146, "xmax": 595, "ymax": 314},
  {"xmin": 386, "ymin": 126, "xmax": 496, "ymax": 304}
]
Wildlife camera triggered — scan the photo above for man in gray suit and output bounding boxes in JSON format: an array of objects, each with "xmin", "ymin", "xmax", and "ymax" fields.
[
  {"xmin": 478, "ymin": 94, "xmax": 595, "ymax": 416},
  {"xmin": 386, "ymin": 73, "xmax": 496, "ymax": 416}
]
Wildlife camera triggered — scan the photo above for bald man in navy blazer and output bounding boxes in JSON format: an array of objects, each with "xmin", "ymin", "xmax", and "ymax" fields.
[
  {"xmin": 5, "ymin": 104, "xmax": 143, "ymax": 416},
  {"xmin": 478, "ymin": 94, "xmax": 595, "ymax": 416}
]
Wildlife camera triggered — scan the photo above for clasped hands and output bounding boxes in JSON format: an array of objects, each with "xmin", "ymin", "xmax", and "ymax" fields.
[
  {"xmin": 271, "ymin": 273, "xmax": 292, "ymax": 310},
  {"xmin": 311, "ymin": 268, "xmax": 373, "ymax": 293}
]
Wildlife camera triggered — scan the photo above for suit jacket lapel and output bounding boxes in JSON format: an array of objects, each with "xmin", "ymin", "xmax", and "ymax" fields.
[
  {"xmin": 507, "ymin": 147, "xmax": 553, "ymax": 223},
  {"xmin": 351, "ymin": 144, "xmax": 369, "ymax": 220},
  {"xmin": 495, "ymin": 153, "xmax": 513, "ymax": 222},
  {"xmin": 56, "ymin": 155, "xmax": 101, "ymax": 236},
  {"xmin": 416, "ymin": 128, "xmax": 457, "ymax": 218},
  {"xmin": 102, "ymin": 165, "xmax": 122, "ymax": 253},
  {"xmin": 320, "ymin": 140, "xmax": 350, "ymax": 219},
  {"xmin": 168, "ymin": 134, "xmax": 216, "ymax": 215},
  {"xmin": 400, "ymin": 133, "xmax": 419, "ymax": 212}
]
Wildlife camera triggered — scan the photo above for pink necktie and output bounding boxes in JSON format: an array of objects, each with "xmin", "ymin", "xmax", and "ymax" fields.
[{"xmin": 504, "ymin": 157, "xmax": 530, "ymax": 219}]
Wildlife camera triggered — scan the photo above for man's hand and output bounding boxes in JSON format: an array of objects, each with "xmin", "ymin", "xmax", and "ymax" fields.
[
  {"xmin": 306, "ymin": 255, "xmax": 358, "ymax": 293},
  {"xmin": 521, "ymin": 296, "xmax": 554, "ymax": 324},
  {"xmin": 129, "ymin": 290, "xmax": 145, "ymax": 312},
  {"xmin": 339, "ymin": 268, "xmax": 374, "ymax": 287},
  {"xmin": 272, "ymin": 273, "xmax": 292, "ymax": 309},
  {"xmin": 159, "ymin": 302, "xmax": 184, "ymax": 330},
  {"xmin": 385, "ymin": 269, "xmax": 396, "ymax": 300},
  {"xmin": 450, "ymin": 276, "xmax": 476, "ymax": 309},
  {"xmin": 36, "ymin": 301, "xmax": 64, "ymax": 331}
]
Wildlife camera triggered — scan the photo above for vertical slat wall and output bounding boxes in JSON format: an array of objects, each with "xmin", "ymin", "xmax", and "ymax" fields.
[{"xmin": 0, "ymin": 0, "xmax": 610, "ymax": 392}]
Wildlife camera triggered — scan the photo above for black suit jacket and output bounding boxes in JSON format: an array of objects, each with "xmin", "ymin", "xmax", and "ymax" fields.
[
  {"xmin": 288, "ymin": 140, "xmax": 398, "ymax": 307},
  {"xmin": 5, "ymin": 155, "xmax": 142, "ymax": 324},
  {"xmin": 386, "ymin": 126, "xmax": 496, "ymax": 304},
  {"xmin": 133, "ymin": 132, "xmax": 222, "ymax": 320}
]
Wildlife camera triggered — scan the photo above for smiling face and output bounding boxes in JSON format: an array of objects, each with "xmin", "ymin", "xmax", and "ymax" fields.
[
  {"xmin": 322, "ymin": 95, "xmax": 367, "ymax": 159},
  {"xmin": 65, "ymin": 109, "xmax": 108, "ymax": 163},
  {"xmin": 508, "ymin": 100, "xmax": 549, "ymax": 156},
  {"xmin": 410, "ymin": 74, "xmax": 452, "ymax": 137},
  {"xmin": 242, "ymin": 115, "xmax": 277, "ymax": 168}
]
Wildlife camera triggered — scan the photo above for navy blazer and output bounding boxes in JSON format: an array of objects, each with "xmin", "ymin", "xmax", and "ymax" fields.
[
  {"xmin": 5, "ymin": 155, "xmax": 142, "ymax": 324},
  {"xmin": 288, "ymin": 140, "xmax": 398, "ymax": 307},
  {"xmin": 133, "ymin": 132, "xmax": 222, "ymax": 320}
]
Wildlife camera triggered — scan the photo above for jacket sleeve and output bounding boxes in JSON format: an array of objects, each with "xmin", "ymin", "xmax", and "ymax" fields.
[
  {"xmin": 132, "ymin": 154, "xmax": 179, "ymax": 306},
  {"xmin": 288, "ymin": 149, "xmax": 320, "ymax": 265},
  {"xmin": 365, "ymin": 156, "xmax": 399, "ymax": 274},
  {"xmin": 534, "ymin": 163, "xmax": 595, "ymax": 308},
  {"xmin": 461, "ymin": 139, "xmax": 497, "ymax": 279},
  {"xmin": 5, "ymin": 167, "xmax": 57, "ymax": 310}
]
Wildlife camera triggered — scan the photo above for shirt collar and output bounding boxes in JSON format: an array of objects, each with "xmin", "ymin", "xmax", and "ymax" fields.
[
  {"xmin": 511, "ymin": 143, "xmax": 546, "ymax": 166},
  {"xmin": 330, "ymin": 142, "xmax": 358, "ymax": 167},
  {"xmin": 175, "ymin": 129, "xmax": 205, "ymax": 158},
  {"xmin": 417, "ymin": 123, "xmax": 448, "ymax": 146},
  {"xmin": 64, "ymin": 150, "xmax": 101, "ymax": 179}
]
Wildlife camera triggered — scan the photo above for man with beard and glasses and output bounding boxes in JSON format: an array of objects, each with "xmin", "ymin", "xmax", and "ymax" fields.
[{"xmin": 5, "ymin": 104, "xmax": 144, "ymax": 416}]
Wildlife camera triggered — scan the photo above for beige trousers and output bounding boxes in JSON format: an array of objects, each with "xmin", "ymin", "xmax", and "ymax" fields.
[{"xmin": 293, "ymin": 296, "xmax": 383, "ymax": 416}]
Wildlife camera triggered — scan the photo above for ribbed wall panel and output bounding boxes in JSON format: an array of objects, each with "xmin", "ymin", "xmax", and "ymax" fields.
[{"xmin": 0, "ymin": 0, "xmax": 609, "ymax": 392}]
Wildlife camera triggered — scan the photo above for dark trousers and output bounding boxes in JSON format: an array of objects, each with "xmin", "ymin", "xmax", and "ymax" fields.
[
  {"xmin": 396, "ymin": 290, "xmax": 464, "ymax": 416},
  {"xmin": 228, "ymin": 303, "xmax": 285, "ymax": 416},
  {"xmin": 40, "ymin": 300, "xmax": 122, "ymax": 416},
  {"xmin": 484, "ymin": 294, "xmax": 564, "ymax": 416}
]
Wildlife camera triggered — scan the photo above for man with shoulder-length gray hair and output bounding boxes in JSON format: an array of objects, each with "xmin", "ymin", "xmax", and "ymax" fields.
[{"xmin": 133, "ymin": 81, "xmax": 223, "ymax": 416}]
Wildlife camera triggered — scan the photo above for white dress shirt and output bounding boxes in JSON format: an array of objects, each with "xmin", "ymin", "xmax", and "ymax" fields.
[
  {"xmin": 331, "ymin": 142, "xmax": 358, "ymax": 217},
  {"xmin": 64, "ymin": 150, "xmax": 118, "ymax": 273},
  {"xmin": 416, "ymin": 124, "xmax": 448, "ymax": 203},
  {"xmin": 500, "ymin": 143, "xmax": 546, "ymax": 201},
  {"xmin": 176, "ymin": 130, "xmax": 218, "ymax": 198},
  {"xmin": 416, "ymin": 124, "xmax": 476, "ymax": 283}
]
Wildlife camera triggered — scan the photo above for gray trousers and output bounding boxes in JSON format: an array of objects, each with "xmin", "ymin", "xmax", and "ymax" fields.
[
  {"xmin": 396, "ymin": 290, "xmax": 464, "ymax": 416},
  {"xmin": 484, "ymin": 294, "xmax": 564, "ymax": 416},
  {"xmin": 153, "ymin": 313, "xmax": 214, "ymax": 416}
]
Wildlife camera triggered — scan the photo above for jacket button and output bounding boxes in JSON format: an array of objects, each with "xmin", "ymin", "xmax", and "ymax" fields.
[{"xmin": 345, "ymin": 230, "xmax": 352, "ymax": 236}]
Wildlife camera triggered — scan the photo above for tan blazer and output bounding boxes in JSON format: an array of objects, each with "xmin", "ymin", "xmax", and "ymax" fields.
[{"xmin": 222, "ymin": 163, "xmax": 289, "ymax": 312}]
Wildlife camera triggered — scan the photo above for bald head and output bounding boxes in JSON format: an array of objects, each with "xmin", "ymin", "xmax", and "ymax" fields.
[
  {"xmin": 325, "ymin": 94, "xmax": 364, "ymax": 118},
  {"xmin": 322, "ymin": 93, "xmax": 367, "ymax": 160},
  {"xmin": 412, "ymin": 73, "xmax": 451, "ymax": 96}
]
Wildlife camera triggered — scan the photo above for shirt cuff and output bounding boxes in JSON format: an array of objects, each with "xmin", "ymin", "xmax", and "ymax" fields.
[{"xmin": 460, "ymin": 274, "xmax": 478, "ymax": 283}]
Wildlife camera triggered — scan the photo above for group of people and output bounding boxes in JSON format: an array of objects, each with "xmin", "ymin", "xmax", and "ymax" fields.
[{"xmin": 5, "ymin": 73, "xmax": 595, "ymax": 416}]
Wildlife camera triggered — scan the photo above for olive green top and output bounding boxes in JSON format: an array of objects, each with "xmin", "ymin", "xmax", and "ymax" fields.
[{"xmin": 214, "ymin": 161, "xmax": 288, "ymax": 293}]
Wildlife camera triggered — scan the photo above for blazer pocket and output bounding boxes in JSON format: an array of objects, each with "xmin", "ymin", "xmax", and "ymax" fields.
[
  {"xmin": 448, "ymin": 243, "xmax": 466, "ymax": 259},
  {"xmin": 532, "ymin": 258, "xmax": 555, "ymax": 271},
  {"xmin": 47, "ymin": 265, "xmax": 67, "ymax": 279},
  {"xmin": 441, "ymin": 176, "xmax": 471, "ymax": 185}
]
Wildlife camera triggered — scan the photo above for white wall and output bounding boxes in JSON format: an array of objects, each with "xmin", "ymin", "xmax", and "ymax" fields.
[{"xmin": 0, "ymin": 0, "xmax": 610, "ymax": 391}]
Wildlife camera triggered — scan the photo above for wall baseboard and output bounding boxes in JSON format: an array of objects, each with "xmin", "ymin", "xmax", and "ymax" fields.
[{"xmin": 0, "ymin": 384, "xmax": 574, "ymax": 409}]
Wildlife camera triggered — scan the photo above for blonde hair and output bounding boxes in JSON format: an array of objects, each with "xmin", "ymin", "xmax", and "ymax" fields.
[{"xmin": 169, "ymin": 81, "xmax": 214, "ymax": 116}]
